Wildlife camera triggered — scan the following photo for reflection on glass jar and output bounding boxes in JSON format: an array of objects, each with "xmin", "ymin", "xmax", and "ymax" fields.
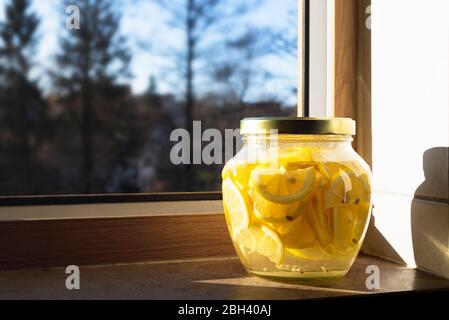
[{"xmin": 222, "ymin": 117, "xmax": 372, "ymax": 281}]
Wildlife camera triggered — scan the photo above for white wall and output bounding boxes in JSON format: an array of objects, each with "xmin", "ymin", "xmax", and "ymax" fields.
[{"xmin": 368, "ymin": 0, "xmax": 449, "ymax": 271}]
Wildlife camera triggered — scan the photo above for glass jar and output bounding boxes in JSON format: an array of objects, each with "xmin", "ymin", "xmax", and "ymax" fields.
[{"xmin": 222, "ymin": 117, "xmax": 372, "ymax": 281}]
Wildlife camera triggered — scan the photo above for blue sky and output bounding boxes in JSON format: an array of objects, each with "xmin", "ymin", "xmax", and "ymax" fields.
[{"xmin": 0, "ymin": 0, "xmax": 297, "ymax": 105}]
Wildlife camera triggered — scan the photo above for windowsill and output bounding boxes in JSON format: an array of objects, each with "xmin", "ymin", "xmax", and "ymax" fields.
[
  {"xmin": 1, "ymin": 254, "xmax": 449, "ymax": 299},
  {"xmin": 0, "ymin": 200, "xmax": 233, "ymax": 271},
  {"xmin": 0, "ymin": 199, "xmax": 223, "ymax": 221},
  {"xmin": 0, "ymin": 192, "xmax": 222, "ymax": 207},
  {"xmin": 1, "ymin": 198, "xmax": 448, "ymax": 299}
]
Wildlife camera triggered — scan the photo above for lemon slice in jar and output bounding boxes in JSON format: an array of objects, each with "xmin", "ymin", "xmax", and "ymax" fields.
[
  {"xmin": 325, "ymin": 167, "xmax": 372, "ymax": 252},
  {"xmin": 332, "ymin": 206, "xmax": 357, "ymax": 251},
  {"xmin": 326, "ymin": 166, "xmax": 371, "ymax": 207},
  {"xmin": 277, "ymin": 147, "xmax": 313, "ymax": 164},
  {"xmin": 282, "ymin": 215, "xmax": 315, "ymax": 245},
  {"xmin": 252, "ymin": 191, "xmax": 307, "ymax": 223},
  {"xmin": 222, "ymin": 179, "xmax": 250, "ymax": 239},
  {"xmin": 351, "ymin": 201, "xmax": 371, "ymax": 242},
  {"xmin": 349, "ymin": 172, "xmax": 371, "ymax": 204},
  {"xmin": 251, "ymin": 166, "xmax": 316, "ymax": 204},
  {"xmin": 226, "ymin": 160, "xmax": 257, "ymax": 192},
  {"xmin": 261, "ymin": 146, "xmax": 313, "ymax": 166},
  {"xmin": 278, "ymin": 213, "xmax": 328, "ymax": 260},
  {"xmin": 236, "ymin": 225, "xmax": 284, "ymax": 265},
  {"xmin": 264, "ymin": 203, "xmax": 309, "ymax": 232},
  {"xmin": 324, "ymin": 169, "xmax": 353, "ymax": 208}
]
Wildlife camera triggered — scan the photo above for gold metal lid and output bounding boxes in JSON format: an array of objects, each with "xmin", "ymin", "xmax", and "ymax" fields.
[{"xmin": 240, "ymin": 117, "xmax": 356, "ymax": 135}]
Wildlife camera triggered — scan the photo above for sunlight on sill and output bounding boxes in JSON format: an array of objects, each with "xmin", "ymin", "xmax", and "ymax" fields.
[
  {"xmin": 0, "ymin": 200, "xmax": 224, "ymax": 221},
  {"xmin": 194, "ymin": 277, "xmax": 372, "ymax": 295}
]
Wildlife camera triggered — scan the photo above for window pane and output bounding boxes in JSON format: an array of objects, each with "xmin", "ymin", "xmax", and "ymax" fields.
[{"xmin": 0, "ymin": 0, "xmax": 297, "ymax": 195}]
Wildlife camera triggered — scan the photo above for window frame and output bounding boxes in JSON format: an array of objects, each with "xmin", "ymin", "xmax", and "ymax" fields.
[
  {"xmin": 0, "ymin": 0, "xmax": 371, "ymax": 270},
  {"xmin": 0, "ymin": 0, "xmax": 371, "ymax": 206},
  {"xmin": 0, "ymin": 192, "xmax": 221, "ymax": 207}
]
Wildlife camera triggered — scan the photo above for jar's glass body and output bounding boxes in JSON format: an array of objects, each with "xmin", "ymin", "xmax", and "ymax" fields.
[{"xmin": 222, "ymin": 134, "xmax": 372, "ymax": 281}]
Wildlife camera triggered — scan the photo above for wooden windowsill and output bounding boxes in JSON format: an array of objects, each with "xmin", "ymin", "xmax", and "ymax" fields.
[
  {"xmin": 1, "ymin": 254, "xmax": 448, "ymax": 300},
  {"xmin": 0, "ymin": 200, "xmax": 223, "ymax": 221},
  {"xmin": 1, "ymin": 198, "xmax": 448, "ymax": 299},
  {"xmin": 0, "ymin": 201, "xmax": 230, "ymax": 271}
]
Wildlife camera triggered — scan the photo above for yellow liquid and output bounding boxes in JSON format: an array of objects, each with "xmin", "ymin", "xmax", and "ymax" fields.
[{"xmin": 222, "ymin": 148, "xmax": 372, "ymax": 281}]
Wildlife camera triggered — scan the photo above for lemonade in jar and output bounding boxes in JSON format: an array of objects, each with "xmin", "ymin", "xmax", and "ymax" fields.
[{"xmin": 222, "ymin": 117, "xmax": 372, "ymax": 281}]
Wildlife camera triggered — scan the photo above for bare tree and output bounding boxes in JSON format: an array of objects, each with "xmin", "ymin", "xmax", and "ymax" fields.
[
  {"xmin": 266, "ymin": 7, "xmax": 297, "ymax": 102},
  {"xmin": 153, "ymin": 0, "xmax": 261, "ymax": 190},
  {"xmin": 0, "ymin": 0, "xmax": 48, "ymax": 195},
  {"xmin": 52, "ymin": 0, "xmax": 131, "ymax": 193},
  {"xmin": 272, "ymin": 7, "xmax": 297, "ymax": 60},
  {"xmin": 212, "ymin": 28, "xmax": 272, "ymax": 108},
  {"xmin": 156, "ymin": 0, "xmax": 259, "ymax": 133}
]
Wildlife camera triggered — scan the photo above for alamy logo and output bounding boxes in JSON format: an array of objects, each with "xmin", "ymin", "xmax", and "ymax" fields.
[
  {"xmin": 66, "ymin": 5, "xmax": 80, "ymax": 30},
  {"xmin": 169, "ymin": 121, "xmax": 278, "ymax": 165},
  {"xmin": 65, "ymin": 265, "xmax": 80, "ymax": 290},
  {"xmin": 365, "ymin": 265, "xmax": 380, "ymax": 290},
  {"xmin": 366, "ymin": 5, "xmax": 371, "ymax": 30}
]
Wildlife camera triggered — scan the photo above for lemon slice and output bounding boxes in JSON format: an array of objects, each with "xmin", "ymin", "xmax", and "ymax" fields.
[
  {"xmin": 306, "ymin": 195, "xmax": 335, "ymax": 255},
  {"xmin": 263, "ymin": 202, "xmax": 309, "ymax": 231},
  {"xmin": 349, "ymin": 172, "xmax": 371, "ymax": 204},
  {"xmin": 282, "ymin": 215, "xmax": 316, "ymax": 247},
  {"xmin": 222, "ymin": 179, "xmax": 250, "ymax": 238},
  {"xmin": 277, "ymin": 148, "xmax": 313, "ymax": 165},
  {"xmin": 317, "ymin": 162, "xmax": 331, "ymax": 187},
  {"xmin": 325, "ymin": 168, "xmax": 371, "ymax": 209},
  {"xmin": 251, "ymin": 166, "xmax": 316, "ymax": 204},
  {"xmin": 332, "ymin": 206, "xmax": 356, "ymax": 251},
  {"xmin": 332, "ymin": 203, "xmax": 370, "ymax": 254},
  {"xmin": 324, "ymin": 169, "xmax": 353, "ymax": 208},
  {"xmin": 286, "ymin": 245, "xmax": 330, "ymax": 260},
  {"xmin": 263, "ymin": 147, "xmax": 313, "ymax": 166},
  {"xmin": 236, "ymin": 225, "xmax": 284, "ymax": 265},
  {"xmin": 351, "ymin": 201, "xmax": 371, "ymax": 242},
  {"xmin": 252, "ymin": 190, "xmax": 308, "ymax": 223},
  {"xmin": 228, "ymin": 161, "xmax": 257, "ymax": 191},
  {"xmin": 280, "ymin": 213, "xmax": 329, "ymax": 260}
]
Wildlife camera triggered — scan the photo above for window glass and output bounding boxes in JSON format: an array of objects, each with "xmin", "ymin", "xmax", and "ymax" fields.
[{"xmin": 0, "ymin": 0, "xmax": 297, "ymax": 195}]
